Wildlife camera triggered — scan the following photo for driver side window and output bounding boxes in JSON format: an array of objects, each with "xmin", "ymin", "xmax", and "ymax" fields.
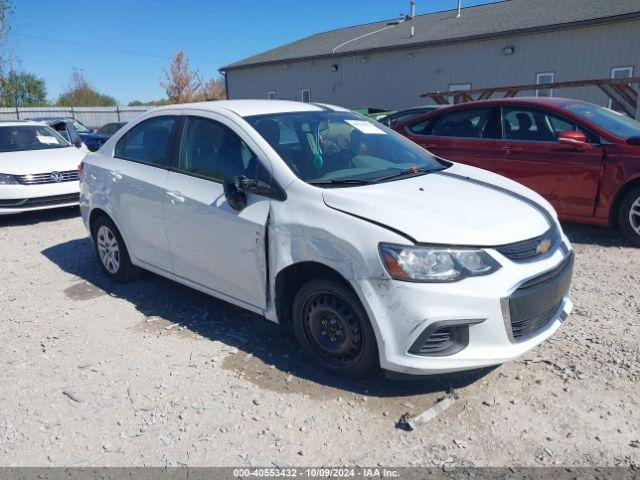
[
  {"xmin": 179, "ymin": 116, "xmax": 269, "ymax": 183},
  {"xmin": 502, "ymin": 107, "xmax": 597, "ymax": 143}
]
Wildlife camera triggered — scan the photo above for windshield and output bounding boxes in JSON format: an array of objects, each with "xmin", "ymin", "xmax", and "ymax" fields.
[
  {"xmin": 561, "ymin": 102, "xmax": 640, "ymax": 139},
  {"xmin": 71, "ymin": 119, "xmax": 92, "ymax": 133},
  {"xmin": 246, "ymin": 111, "xmax": 447, "ymax": 185},
  {"xmin": 0, "ymin": 125, "xmax": 70, "ymax": 152}
]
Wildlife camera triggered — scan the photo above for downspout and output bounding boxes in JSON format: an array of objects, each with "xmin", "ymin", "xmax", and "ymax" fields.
[{"xmin": 219, "ymin": 69, "xmax": 230, "ymax": 100}]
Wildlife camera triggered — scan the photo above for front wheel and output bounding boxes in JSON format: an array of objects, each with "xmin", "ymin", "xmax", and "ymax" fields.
[
  {"xmin": 618, "ymin": 186, "xmax": 640, "ymax": 247},
  {"xmin": 292, "ymin": 277, "xmax": 379, "ymax": 378}
]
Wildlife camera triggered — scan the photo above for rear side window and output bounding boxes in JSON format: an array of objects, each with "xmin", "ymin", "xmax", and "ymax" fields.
[
  {"xmin": 115, "ymin": 116, "xmax": 177, "ymax": 166},
  {"xmin": 178, "ymin": 116, "xmax": 265, "ymax": 182},
  {"xmin": 430, "ymin": 108, "xmax": 493, "ymax": 139}
]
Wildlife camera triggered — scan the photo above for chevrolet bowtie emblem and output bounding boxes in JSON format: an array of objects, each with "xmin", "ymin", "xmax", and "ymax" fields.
[{"xmin": 536, "ymin": 238, "xmax": 552, "ymax": 255}]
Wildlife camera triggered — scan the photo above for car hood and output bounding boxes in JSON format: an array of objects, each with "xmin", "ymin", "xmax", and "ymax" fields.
[
  {"xmin": 0, "ymin": 147, "xmax": 86, "ymax": 175},
  {"xmin": 322, "ymin": 164, "xmax": 553, "ymax": 246},
  {"xmin": 78, "ymin": 132, "xmax": 100, "ymax": 138}
]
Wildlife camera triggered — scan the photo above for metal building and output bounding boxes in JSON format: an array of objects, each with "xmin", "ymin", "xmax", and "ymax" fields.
[{"xmin": 221, "ymin": 0, "xmax": 640, "ymax": 110}]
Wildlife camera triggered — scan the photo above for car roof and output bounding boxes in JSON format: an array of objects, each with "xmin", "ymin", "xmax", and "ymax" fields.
[
  {"xmin": 0, "ymin": 120, "xmax": 47, "ymax": 127},
  {"xmin": 433, "ymin": 96, "xmax": 581, "ymax": 109},
  {"xmin": 155, "ymin": 99, "xmax": 352, "ymax": 117},
  {"xmin": 27, "ymin": 116, "xmax": 73, "ymax": 121},
  {"xmin": 392, "ymin": 105, "xmax": 442, "ymax": 113}
]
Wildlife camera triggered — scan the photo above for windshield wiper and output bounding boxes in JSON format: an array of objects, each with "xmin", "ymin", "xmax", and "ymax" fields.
[
  {"xmin": 308, "ymin": 178, "xmax": 373, "ymax": 186},
  {"xmin": 372, "ymin": 166, "xmax": 446, "ymax": 183}
]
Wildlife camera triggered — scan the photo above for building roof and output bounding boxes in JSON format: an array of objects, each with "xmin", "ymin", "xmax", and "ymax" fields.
[{"xmin": 222, "ymin": 0, "xmax": 640, "ymax": 71}]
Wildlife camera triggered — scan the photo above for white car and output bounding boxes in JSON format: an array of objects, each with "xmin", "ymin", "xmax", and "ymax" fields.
[
  {"xmin": 0, "ymin": 121, "xmax": 86, "ymax": 215},
  {"xmin": 79, "ymin": 100, "xmax": 574, "ymax": 378}
]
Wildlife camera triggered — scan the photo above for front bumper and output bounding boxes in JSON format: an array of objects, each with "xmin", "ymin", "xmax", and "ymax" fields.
[
  {"xmin": 0, "ymin": 182, "xmax": 80, "ymax": 215},
  {"xmin": 352, "ymin": 236, "xmax": 574, "ymax": 375}
]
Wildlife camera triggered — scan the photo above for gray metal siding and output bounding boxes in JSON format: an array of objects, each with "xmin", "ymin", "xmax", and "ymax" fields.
[{"xmin": 227, "ymin": 19, "xmax": 640, "ymax": 109}]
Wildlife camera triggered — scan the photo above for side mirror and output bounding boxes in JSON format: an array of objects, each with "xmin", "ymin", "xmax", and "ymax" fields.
[
  {"xmin": 558, "ymin": 130, "xmax": 590, "ymax": 151},
  {"xmin": 223, "ymin": 177, "xmax": 248, "ymax": 211},
  {"xmin": 626, "ymin": 136, "xmax": 640, "ymax": 146},
  {"xmin": 225, "ymin": 175, "xmax": 283, "ymax": 211}
]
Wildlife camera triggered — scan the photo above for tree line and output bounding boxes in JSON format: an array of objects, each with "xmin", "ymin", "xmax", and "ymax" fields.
[{"xmin": 0, "ymin": 1, "xmax": 225, "ymax": 108}]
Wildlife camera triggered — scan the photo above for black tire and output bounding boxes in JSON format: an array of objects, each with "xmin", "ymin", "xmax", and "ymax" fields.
[
  {"xmin": 617, "ymin": 186, "xmax": 640, "ymax": 247},
  {"xmin": 91, "ymin": 215, "xmax": 140, "ymax": 283},
  {"xmin": 292, "ymin": 277, "xmax": 379, "ymax": 378}
]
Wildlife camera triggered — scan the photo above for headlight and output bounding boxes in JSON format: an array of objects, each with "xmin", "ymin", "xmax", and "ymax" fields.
[
  {"xmin": 0, "ymin": 173, "xmax": 18, "ymax": 185},
  {"xmin": 379, "ymin": 243, "xmax": 501, "ymax": 282}
]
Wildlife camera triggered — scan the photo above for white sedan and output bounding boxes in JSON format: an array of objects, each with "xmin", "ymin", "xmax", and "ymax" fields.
[
  {"xmin": 80, "ymin": 100, "xmax": 574, "ymax": 378},
  {"xmin": 0, "ymin": 121, "xmax": 86, "ymax": 215}
]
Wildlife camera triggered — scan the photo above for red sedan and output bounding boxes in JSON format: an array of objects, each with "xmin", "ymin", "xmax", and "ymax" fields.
[{"xmin": 394, "ymin": 98, "xmax": 640, "ymax": 245}]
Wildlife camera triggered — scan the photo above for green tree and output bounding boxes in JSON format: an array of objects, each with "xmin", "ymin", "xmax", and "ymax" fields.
[
  {"xmin": 128, "ymin": 99, "xmax": 170, "ymax": 107},
  {"xmin": 57, "ymin": 70, "xmax": 117, "ymax": 107},
  {"xmin": 0, "ymin": 70, "xmax": 48, "ymax": 106}
]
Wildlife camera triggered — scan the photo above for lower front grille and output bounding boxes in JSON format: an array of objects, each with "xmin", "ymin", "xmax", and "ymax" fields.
[
  {"xmin": 505, "ymin": 253, "xmax": 574, "ymax": 342},
  {"xmin": 510, "ymin": 302, "xmax": 562, "ymax": 340},
  {"xmin": 0, "ymin": 193, "xmax": 79, "ymax": 209}
]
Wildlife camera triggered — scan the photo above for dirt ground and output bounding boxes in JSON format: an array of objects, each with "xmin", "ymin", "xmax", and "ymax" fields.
[{"xmin": 0, "ymin": 207, "xmax": 639, "ymax": 467}]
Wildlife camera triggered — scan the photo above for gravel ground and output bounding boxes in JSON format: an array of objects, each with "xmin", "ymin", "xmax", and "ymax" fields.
[{"xmin": 0, "ymin": 207, "xmax": 639, "ymax": 467}]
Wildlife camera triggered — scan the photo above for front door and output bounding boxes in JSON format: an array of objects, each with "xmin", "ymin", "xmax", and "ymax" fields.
[
  {"xmin": 163, "ymin": 114, "xmax": 271, "ymax": 311},
  {"xmin": 494, "ymin": 106, "xmax": 603, "ymax": 218},
  {"xmin": 405, "ymin": 107, "xmax": 497, "ymax": 170}
]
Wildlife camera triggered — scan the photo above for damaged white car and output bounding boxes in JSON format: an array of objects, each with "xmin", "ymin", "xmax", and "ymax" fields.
[{"xmin": 79, "ymin": 100, "xmax": 574, "ymax": 378}]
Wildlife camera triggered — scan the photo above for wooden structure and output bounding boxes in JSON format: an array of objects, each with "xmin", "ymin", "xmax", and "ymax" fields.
[{"xmin": 421, "ymin": 77, "xmax": 640, "ymax": 119}]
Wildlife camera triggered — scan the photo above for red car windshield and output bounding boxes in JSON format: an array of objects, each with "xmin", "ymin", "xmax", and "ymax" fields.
[{"xmin": 561, "ymin": 102, "xmax": 640, "ymax": 139}]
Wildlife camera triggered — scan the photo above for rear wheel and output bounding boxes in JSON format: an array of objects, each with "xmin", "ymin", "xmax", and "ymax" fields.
[
  {"xmin": 618, "ymin": 186, "xmax": 640, "ymax": 247},
  {"xmin": 91, "ymin": 216, "xmax": 140, "ymax": 283},
  {"xmin": 292, "ymin": 277, "xmax": 379, "ymax": 378}
]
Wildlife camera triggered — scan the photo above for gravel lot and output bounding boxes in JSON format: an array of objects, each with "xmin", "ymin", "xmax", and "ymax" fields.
[{"xmin": 1, "ymin": 207, "xmax": 639, "ymax": 467}]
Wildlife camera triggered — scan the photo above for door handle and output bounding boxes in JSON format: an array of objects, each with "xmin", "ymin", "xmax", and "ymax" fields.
[
  {"xmin": 110, "ymin": 171, "xmax": 123, "ymax": 181},
  {"xmin": 166, "ymin": 191, "xmax": 185, "ymax": 203},
  {"xmin": 500, "ymin": 146, "xmax": 524, "ymax": 153}
]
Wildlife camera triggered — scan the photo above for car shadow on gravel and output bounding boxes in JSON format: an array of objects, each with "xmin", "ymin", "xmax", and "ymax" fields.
[
  {"xmin": 0, "ymin": 207, "xmax": 80, "ymax": 227},
  {"xmin": 561, "ymin": 221, "xmax": 630, "ymax": 247},
  {"xmin": 42, "ymin": 237, "xmax": 494, "ymax": 399}
]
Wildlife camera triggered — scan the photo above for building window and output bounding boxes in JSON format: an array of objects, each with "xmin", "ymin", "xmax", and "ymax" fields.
[
  {"xmin": 536, "ymin": 72, "xmax": 555, "ymax": 98},
  {"xmin": 448, "ymin": 83, "xmax": 471, "ymax": 104},
  {"xmin": 609, "ymin": 66, "xmax": 634, "ymax": 111},
  {"xmin": 301, "ymin": 89, "xmax": 311, "ymax": 103},
  {"xmin": 267, "ymin": 91, "xmax": 276, "ymax": 100}
]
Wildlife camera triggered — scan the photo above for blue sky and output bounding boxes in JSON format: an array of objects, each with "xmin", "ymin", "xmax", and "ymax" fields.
[{"xmin": 9, "ymin": 0, "xmax": 493, "ymax": 104}]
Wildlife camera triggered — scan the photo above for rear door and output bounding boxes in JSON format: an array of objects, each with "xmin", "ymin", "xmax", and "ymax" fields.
[
  {"xmin": 163, "ymin": 113, "xmax": 271, "ymax": 311},
  {"xmin": 110, "ymin": 114, "xmax": 179, "ymax": 271},
  {"xmin": 494, "ymin": 106, "xmax": 603, "ymax": 218},
  {"xmin": 404, "ymin": 107, "xmax": 497, "ymax": 170}
]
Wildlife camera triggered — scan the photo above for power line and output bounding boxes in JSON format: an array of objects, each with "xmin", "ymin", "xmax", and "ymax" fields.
[{"xmin": 12, "ymin": 32, "xmax": 224, "ymax": 66}]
